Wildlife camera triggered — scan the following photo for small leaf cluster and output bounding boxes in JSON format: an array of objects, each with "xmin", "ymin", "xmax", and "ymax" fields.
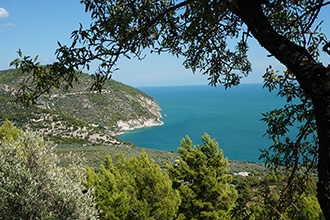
[
  {"xmin": 261, "ymin": 65, "xmax": 318, "ymax": 217},
  {"xmin": 9, "ymin": 49, "xmax": 78, "ymax": 106},
  {"xmin": 0, "ymin": 119, "xmax": 22, "ymax": 141},
  {"xmin": 264, "ymin": 0, "xmax": 328, "ymax": 56}
]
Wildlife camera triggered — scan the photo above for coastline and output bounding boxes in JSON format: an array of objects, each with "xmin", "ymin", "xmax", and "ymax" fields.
[{"xmin": 113, "ymin": 117, "xmax": 164, "ymax": 136}]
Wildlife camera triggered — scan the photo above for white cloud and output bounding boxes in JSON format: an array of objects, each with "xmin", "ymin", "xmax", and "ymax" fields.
[
  {"xmin": 0, "ymin": 22, "xmax": 15, "ymax": 27},
  {"xmin": 0, "ymin": 8, "xmax": 9, "ymax": 18},
  {"xmin": 0, "ymin": 22, "xmax": 15, "ymax": 31}
]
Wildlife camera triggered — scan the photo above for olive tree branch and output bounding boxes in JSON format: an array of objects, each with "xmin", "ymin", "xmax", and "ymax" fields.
[{"xmin": 271, "ymin": 114, "xmax": 315, "ymax": 217}]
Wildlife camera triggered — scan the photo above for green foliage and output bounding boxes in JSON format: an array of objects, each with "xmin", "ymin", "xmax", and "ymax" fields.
[
  {"xmin": 0, "ymin": 124, "xmax": 98, "ymax": 219},
  {"xmin": 261, "ymin": 68, "xmax": 317, "ymax": 170},
  {"xmin": 86, "ymin": 151, "xmax": 181, "ymax": 219},
  {"xmin": 260, "ymin": 66, "xmax": 319, "ymax": 217},
  {"xmin": 56, "ymin": 0, "xmax": 252, "ymax": 88},
  {"xmin": 0, "ymin": 69, "xmax": 160, "ymax": 146},
  {"xmin": 167, "ymin": 133, "xmax": 237, "ymax": 219},
  {"xmin": 0, "ymin": 119, "xmax": 21, "ymax": 141},
  {"xmin": 231, "ymin": 178, "xmax": 254, "ymax": 219},
  {"xmin": 9, "ymin": 1, "xmax": 327, "ymax": 97},
  {"xmin": 296, "ymin": 193, "xmax": 325, "ymax": 220},
  {"xmin": 231, "ymin": 171, "xmax": 324, "ymax": 220},
  {"xmin": 9, "ymin": 50, "xmax": 78, "ymax": 106},
  {"xmin": 54, "ymin": 142, "xmax": 269, "ymax": 175}
]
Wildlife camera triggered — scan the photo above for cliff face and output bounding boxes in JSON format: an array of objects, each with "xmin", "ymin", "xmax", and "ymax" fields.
[
  {"xmin": 115, "ymin": 95, "xmax": 163, "ymax": 134},
  {"xmin": 116, "ymin": 117, "xmax": 163, "ymax": 134},
  {"xmin": 0, "ymin": 69, "xmax": 163, "ymax": 145}
]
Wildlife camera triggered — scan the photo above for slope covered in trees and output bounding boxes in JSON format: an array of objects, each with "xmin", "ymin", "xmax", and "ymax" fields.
[
  {"xmin": 0, "ymin": 68, "xmax": 162, "ymax": 145},
  {"xmin": 0, "ymin": 121, "xmax": 324, "ymax": 219},
  {"xmin": 85, "ymin": 132, "xmax": 324, "ymax": 219}
]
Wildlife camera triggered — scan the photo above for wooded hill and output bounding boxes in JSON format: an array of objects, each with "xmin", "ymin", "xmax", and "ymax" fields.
[{"xmin": 0, "ymin": 69, "xmax": 161, "ymax": 146}]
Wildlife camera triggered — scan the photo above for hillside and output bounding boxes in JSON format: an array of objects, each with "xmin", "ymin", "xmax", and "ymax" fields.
[{"xmin": 0, "ymin": 69, "xmax": 163, "ymax": 146}]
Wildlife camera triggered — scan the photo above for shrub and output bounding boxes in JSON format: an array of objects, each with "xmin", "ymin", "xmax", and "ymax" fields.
[{"xmin": 0, "ymin": 125, "xmax": 98, "ymax": 219}]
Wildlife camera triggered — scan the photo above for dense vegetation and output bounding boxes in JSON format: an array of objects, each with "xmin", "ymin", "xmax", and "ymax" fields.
[
  {"xmin": 86, "ymin": 151, "xmax": 181, "ymax": 219},
  {"xmin": 0, "ymin": 121, "xmax": 324, "ymax": 219},
  {"xmin": 0, "ymin": 68, "xmax": 160, "ymax": 145},
  {"xmin": 166, "ymin": 134, "xmax": 237, "ymax": 219},
  {"xmin": 0, "ymin": 120, "xmax": 98, "ymax": 219}
]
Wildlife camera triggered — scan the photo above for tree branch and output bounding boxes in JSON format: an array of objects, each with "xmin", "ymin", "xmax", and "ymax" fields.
[
  {"xmin": 148, "ymin": 0, "xmax": 194, "ymax": 27},
  {"xmin": 232, "ymin": 0, "xmax": 328, "ymax": 95},
  {"xmin": 323, "ymin": 42, "xmax": 330, "ymax": 56},
  {"xmin": 271, "ymin": 115, "xmax": 314, "ymax": 217}
]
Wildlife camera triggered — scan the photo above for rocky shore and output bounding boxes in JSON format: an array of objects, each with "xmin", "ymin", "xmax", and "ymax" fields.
[{"xmin": 115, "ymin": 117, "xmax": 164, "ymax": 135}]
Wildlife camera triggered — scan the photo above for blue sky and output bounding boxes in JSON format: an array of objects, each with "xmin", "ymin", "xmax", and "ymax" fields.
[{"xmin": 0, "ymin": 1, "xmax": 329, "ymax": 87}]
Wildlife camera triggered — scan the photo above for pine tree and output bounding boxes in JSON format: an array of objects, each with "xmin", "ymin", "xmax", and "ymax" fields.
[
  {"xmin": 167, "ymin": 133, "xmax": 237, "ymax": 220},
  {"xmin": 86, "ymin": 151, "xmax": 181, "ymax": 220}
]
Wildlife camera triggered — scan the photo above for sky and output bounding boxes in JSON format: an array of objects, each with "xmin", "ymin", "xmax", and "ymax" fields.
[{"xmin": 0, "ymin": 1, "xmax": 329, "ymax": 87}]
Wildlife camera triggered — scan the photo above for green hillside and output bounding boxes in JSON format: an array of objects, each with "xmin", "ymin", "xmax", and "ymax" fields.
[{"xmin": 0, "ymin": 69, "xmax": 162, "ymax": 146}]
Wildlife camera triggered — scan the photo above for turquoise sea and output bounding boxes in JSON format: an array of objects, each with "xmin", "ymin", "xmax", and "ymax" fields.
[{"xmin": 118, "ymin": 84, "xmax": 285, "ymax": 162}]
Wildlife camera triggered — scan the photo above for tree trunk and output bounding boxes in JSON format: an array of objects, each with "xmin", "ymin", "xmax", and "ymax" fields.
[
  {"xmin": 312, "ymin": 83, "xmax": 330, "ymax": 219},
  {"xmin": 233, "ymin": 0, "xmax": 330, "ymax": 218}
]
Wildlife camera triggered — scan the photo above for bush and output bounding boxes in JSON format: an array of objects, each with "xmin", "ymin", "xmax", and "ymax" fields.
[{"xmin": 0, "ymin": 125, "xmax": 98, "ymax": 219}]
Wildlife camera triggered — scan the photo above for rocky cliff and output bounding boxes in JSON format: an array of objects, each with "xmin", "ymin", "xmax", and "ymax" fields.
[
  {"xmin": 115, "ymin": 94, "xmax": 164, "ymax": 134},
  {"xmin": 0, "ymin": 69, "xmax": 163, "ymax": 145}
]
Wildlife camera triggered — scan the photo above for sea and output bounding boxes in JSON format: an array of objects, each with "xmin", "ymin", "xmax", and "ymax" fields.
[{"xmin": 117, "ymin": 83, "xmax": 286, "ymax": 162}]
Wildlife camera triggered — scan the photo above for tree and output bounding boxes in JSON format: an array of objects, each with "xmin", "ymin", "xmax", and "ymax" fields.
[
  {"xmin": 232, "ymin": 171, "xmax": 324, "ymax": 219},
  {"xmin": 0, "ymin": 122, "xmax": 98, "ymax": 219},
  {"xmin": 231, "ymin": 177, "xmax": 255, "ymax": 219},
  {"xmin": 0, "ymin": 119, "xmax": 21, "ymax": 141},
  {"xmin": 86, "ymin": 151, "xmax": 181, "ymax": 220},
  {"xmin": 9, "ymin": 0, "xmax": 330, "ymax": 218},
  {"xmin": 297, "ymin": 193, "xmax": 325, "ymax": 220},
  {"xmin": 166, "ymin": 133, "xmax": 237, "ymax": 219}
]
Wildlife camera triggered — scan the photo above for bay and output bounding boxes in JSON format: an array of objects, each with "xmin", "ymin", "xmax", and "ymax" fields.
[{"xmin": 118, "ymin": 84, "xmax": 285, "ymax": 162}]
